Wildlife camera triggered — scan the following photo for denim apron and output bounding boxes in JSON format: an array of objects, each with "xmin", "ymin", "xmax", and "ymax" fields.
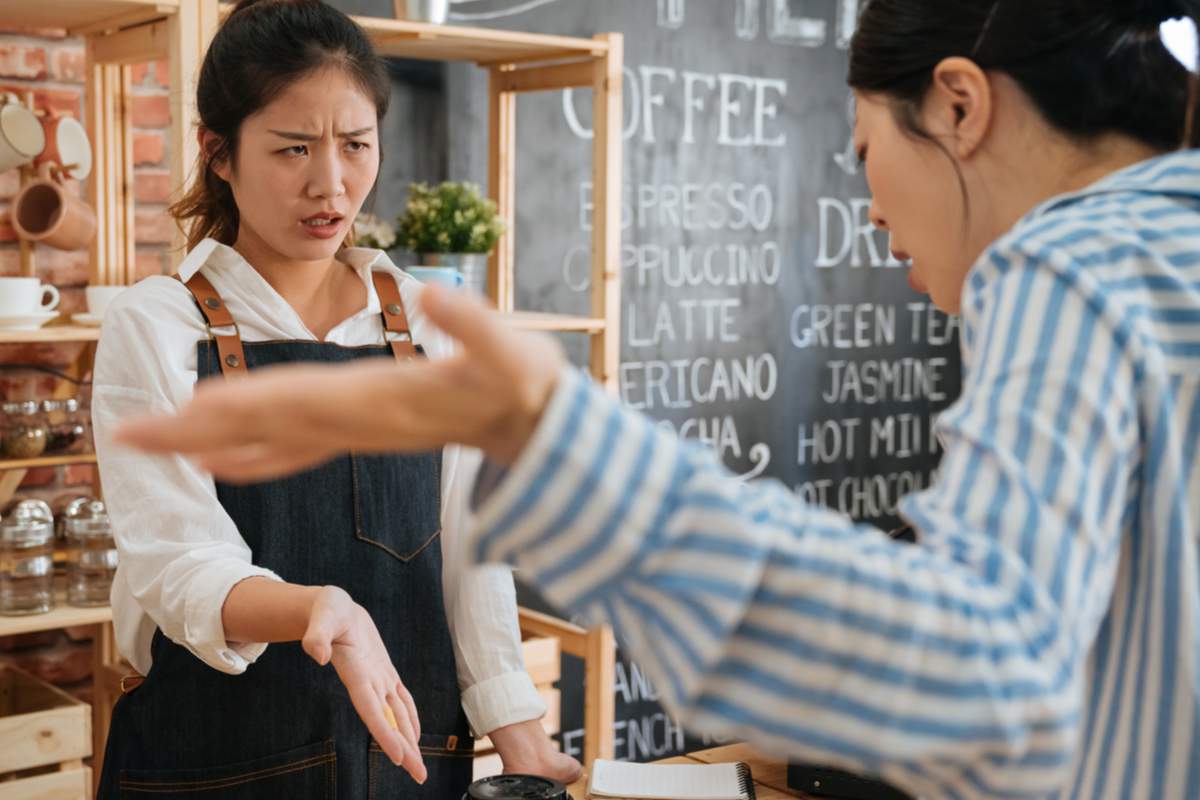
[{"xmin": 97, "ymin": 271, "xmax": 473, "ymax": 798}]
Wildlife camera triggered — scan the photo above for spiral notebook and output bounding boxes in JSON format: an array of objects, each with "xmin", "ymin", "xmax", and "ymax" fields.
[{"xmin": 587, "ymin": 759, "xmax": 756, "ymax": 799}]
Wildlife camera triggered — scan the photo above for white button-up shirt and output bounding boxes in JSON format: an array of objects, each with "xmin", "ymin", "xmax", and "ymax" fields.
[{"xmin": 92, "ymin": 238, "xmax": 543, "ymax": 735}]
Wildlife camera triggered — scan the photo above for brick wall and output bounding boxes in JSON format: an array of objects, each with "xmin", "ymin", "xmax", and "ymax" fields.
[{"xmin": 0, "ymin": 25, "xmax": 174, "ymax": 703}]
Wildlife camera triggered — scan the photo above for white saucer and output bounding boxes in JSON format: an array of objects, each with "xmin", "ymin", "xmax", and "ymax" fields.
[
  {"xmin": 0, "ymin": 311, "xmax": 60, "ymax": 331},
  {"xmin": 71, "ymin": 312, "xmax": 104, "ymax": 327}
]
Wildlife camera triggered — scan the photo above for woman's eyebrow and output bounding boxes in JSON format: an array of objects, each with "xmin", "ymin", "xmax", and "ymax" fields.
[{"xmin": 267, "ymin": 127, "xmax": 375, "ymax": 140}]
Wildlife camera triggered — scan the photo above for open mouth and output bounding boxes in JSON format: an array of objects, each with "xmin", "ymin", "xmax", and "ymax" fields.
[{"xmin": 301, "ymin": 214, "xmax": 343, "ymax": 230}]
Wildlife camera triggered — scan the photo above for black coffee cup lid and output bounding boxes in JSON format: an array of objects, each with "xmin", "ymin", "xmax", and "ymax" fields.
[{"xmin": 465, "ymin": 774, "xmax": 569, "ymax": 799}]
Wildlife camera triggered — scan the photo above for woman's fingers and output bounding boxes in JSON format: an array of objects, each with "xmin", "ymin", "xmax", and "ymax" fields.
[
  {"xmin": 395, "ymin": 679, "xmax": 421, "ymax": 741},
  {"xmin": 385, "ymin": 687, "xmax": 424, "ymax": 780},
  {"xmin": 347, "ymin": 683, "xmax": 420, "ymax": 781}
]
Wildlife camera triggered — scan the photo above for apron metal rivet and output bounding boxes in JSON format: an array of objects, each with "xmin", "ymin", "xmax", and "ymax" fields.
[
  {"xmin": 205, "ymin": 298, "xmax": 221, "ymax": 310},
  {"xmin": 385, "ymin": 303, "xmax": 401, "ymax": 315},
  {"xmin": 225, "ymin": 354, "xmax": 241, "ymax": 368}
]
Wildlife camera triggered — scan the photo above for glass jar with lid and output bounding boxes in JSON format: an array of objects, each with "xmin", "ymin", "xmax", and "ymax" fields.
[
  {"xmin": 65, "ymin": 499, "xmax": 116, "ymax": 607},
  {"xmin": 52, "ymin": 493, "xmax": 94, "ymax": 542},
  {"xmin": 2, "ymin": 400, "xmax": 48, "ymax": 460},
  {"xmin": 43, "ymin": 398, "xmax": 88, "ymax": 455},
  {"xmin": 0, "ymin": 502, "xmax": 55, "ymax": 615}
]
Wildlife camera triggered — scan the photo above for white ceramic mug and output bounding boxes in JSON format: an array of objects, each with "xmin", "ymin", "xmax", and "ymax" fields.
[
  {"xmin": 35, "ymin": 113, "xmax": 92, "ymax": 181},
  {"xmin": 85, "ymin": 285, "xmax": 125, "ymax": 318},
  {"xmin": 0, "ymin": 93, "xmax": 46, "ymax": 174},
  {"xmin": 0, "ymin": 277, "xmax": 60, "ymax": 316}
]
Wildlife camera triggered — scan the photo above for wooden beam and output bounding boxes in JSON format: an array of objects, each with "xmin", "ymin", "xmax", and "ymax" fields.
[
  {"xmin": 518, "ymin": 607, "xmax": 588, "ymax": 656},
  {"xmin": 100, "ymin": 64, "xmax": 122, "ymax": 285},
  {"xmin": 589, "ymin": 34, "xmax": 623, "ymax": 394},
  {"xmin": 487, "ymin": 67, "xmax": 517, "ymax": 313},
  {"xmin": 583, "ymin": 624, "xmax": 616, "ymax": 768},
  {"xmin": 120, "ymin": 66, "xmax": 135, "ymax": 285},
  {"xmin": 494, "ymin": 60, "xmax": 594, "ymax": 94},
  {"xmin": 84, "ymin": 40, "xmax": 106, "ymax": 285},
  {"xmin": 69, "ymin": 4, "xmax": 174, "ymax": 38},
  {"xmin": 167, "ymin": 3, "xmax": 204, "ymax": 270},
  {"xmin": 476, "ymin": 49, "xmax": 604, "ymax": 68},
  {"xmin": 88, "ymin": 18, "xmax": 170, "ymax": 64}
]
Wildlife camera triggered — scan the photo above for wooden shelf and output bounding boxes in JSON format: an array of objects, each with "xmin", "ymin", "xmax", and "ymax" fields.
[
  {"xmin": 0, "ymin": 453, "xmax": 96, "ymax": 471},
  {"xmin": 506, "ymin": 311, "xmax": 607, "ymax": 333},
  {"xmin": 355, "ymin": 15, "xmax": 607, "ymax": 64},
  {"xmin": 0, "ymin": 594, "xmax": 111, "ymax": 638},
  {"xmin": 0, "ymin": 325, "xmax": 101, "ymax": 344},
  {"xmin": 3, "ymin": 0, "xmax": 179, "ymax": 35}
]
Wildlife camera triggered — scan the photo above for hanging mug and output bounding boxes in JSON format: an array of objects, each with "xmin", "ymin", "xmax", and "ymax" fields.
[
  {"xmin": 11, "ymin": 163, "xmax": 97, "ymax": 251},
  {"xmin": 35, "ymin": 112, "xmax": 92, "ymax": 181},
  {"xmin": 0, "ymin": 93, "xmax": 46, "ymax": 173}
]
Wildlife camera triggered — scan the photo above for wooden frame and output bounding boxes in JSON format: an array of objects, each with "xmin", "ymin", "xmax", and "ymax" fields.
[{"xmin": 481, "ymin": 34, "xmax": 623, "ymax": 393}]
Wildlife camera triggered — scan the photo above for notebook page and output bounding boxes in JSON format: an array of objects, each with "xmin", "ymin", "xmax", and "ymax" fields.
[{"xmin": 589, "ymin": 760, "xmax": 747, "ymax": 800}]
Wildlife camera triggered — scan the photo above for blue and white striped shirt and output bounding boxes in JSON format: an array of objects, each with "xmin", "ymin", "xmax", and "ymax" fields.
[{"xmin": 472, "ymin": 150, "xmax": 1200, "ymax": 799}]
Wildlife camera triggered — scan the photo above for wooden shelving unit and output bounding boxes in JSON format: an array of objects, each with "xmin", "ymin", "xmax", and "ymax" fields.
[
  {"xmin": 1, "ymin": 3, "xmax": 217, "ymax": 791},
  {"xmin": 0, "ymin": 326, "xmax": 102, "ymax": 344},
  {"xmin": 355, "ymin": 13, "xmax": 624, "ymax": 392},
  {"xmin": 0, "ymin": 593, "xmax": 112, "ymax": 640},
  {"xmin": 0, "ymin": 453, "xmax": 97, "ymax": 471}
]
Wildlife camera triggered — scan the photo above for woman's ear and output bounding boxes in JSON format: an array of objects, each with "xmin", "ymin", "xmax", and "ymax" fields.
[
  {"xmin": 198, "ymin": 127, "xmax": 232, "ymax": 183},
  {"xmin": 924, "ymin": 56, "xmax": 993, "ymax": 160}
]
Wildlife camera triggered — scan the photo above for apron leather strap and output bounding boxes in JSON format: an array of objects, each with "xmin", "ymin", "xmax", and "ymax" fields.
[
  {"xmin": 177, "ymin": 272, "xmax": 249, "ymax": 380},
  {"xmin": 178, "ymin": 270, "xmax": 420, "ymax": 377},
  {"xmin": 372, "ymin": 272, "xmax": 423, "ymax": 361}
]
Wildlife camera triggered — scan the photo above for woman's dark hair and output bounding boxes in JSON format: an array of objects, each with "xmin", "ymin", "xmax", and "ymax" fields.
[
  {"xmin": 849, "ymin": 0, "xmax": 1200, "ymax": 152},
  {"xmin": 170, "ymin": 0, "xmax": 390, "ymax": 251}
]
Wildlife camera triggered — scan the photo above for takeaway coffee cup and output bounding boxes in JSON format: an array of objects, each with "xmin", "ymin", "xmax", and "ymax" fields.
[
  {"xmin": 11, "ymin": 163, "xmax": 97, "ymax": 251},
  {"xmin": 0, "ymin": 93, "xmax": 45, "ymax": 174},
  {"xmin": 0, "ymin": 277, "xmax": 60, "ymax": 316}
]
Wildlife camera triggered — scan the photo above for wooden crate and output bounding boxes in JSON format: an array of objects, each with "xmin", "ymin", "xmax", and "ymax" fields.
[
  {"xmin": 522, "ymin": 633, "xmax": 560, "ymax": 687},
  {"xmin": 0, "ymin": 665, "xmax": 92, "ymax": 799}
]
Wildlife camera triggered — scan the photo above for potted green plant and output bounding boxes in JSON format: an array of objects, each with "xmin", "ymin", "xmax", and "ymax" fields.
[
  {"xmin": 352, "ymin": 212, "xmax": 397, "ymax": 251},
  {"xmin": 395, "ymin": 181, "xmax": 506, "ymax": 296}
]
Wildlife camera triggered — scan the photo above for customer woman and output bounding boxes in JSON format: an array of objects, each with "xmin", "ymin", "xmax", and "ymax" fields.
[
  {"xmin": 93, "ymin": 1, "xmax": 577, "ymax": 797},
  {"xmin": 118, "ymin": 1, "xmax": 1200, "ymax": 797}
]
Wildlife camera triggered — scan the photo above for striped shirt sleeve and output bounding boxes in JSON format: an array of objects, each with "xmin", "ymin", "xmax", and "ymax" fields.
[{"xmin": 471, "ymin": 244, "xmax": 1139, "ymax": 799}]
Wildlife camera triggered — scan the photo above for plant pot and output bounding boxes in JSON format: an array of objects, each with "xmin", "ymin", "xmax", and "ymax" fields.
[{"xmin": 417, "ymin": 252, "xmax": 488, "ymax": 296}]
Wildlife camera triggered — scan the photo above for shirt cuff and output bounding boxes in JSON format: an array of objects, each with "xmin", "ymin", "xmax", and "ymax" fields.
[
  {"xmin": 182, "ymin": 565, "xmax": 283, "ymax": 674},
  {"xmin": 460, "ymin": 669, "xmax": 548, "ymax": 737}
]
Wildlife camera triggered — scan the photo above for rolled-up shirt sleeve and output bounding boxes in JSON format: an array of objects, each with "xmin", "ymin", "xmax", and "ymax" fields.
[
  {"xmin": 437, "ymin": 380, "xmax": 545, "ymax": 735},
  {"xmin": 94, "ymin": 291, "xmax": 282, "ymax": 676}
]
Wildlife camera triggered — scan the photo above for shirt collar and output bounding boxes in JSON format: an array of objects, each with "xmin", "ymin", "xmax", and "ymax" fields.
[{"xmin": 1023, "ymin": 148, "xmax": 1200, "ymax": 223}]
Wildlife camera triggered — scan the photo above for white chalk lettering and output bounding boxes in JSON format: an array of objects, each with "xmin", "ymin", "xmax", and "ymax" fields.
[
  {"xmin": 797, "ymin": 418, "xmax": 862, "ymax": 465},
  {"xmin": 822, "ymin": 357, "xmax": 949, "ymax": 404},
  {"xmin": 790, "ymin": 303, "xmax": 896, "ymax": 349},
  {"xmin": 621, "ymin": 354, "xmax": 778, "ymax": 410}
]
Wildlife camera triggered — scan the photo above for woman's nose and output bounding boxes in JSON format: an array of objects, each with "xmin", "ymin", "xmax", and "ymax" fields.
[
  {"xmin": 307, "ymin": 148, "xmax": 346, "ymax": 199},
  {"xmin": 869, "ymin": 198, "xmax": 888, "ymax": 231}
]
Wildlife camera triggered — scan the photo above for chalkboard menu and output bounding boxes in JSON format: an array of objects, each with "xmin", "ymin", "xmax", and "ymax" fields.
[{"xmin": 337, "ymin": 0, "xmax": 964, "ymax": 765}]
